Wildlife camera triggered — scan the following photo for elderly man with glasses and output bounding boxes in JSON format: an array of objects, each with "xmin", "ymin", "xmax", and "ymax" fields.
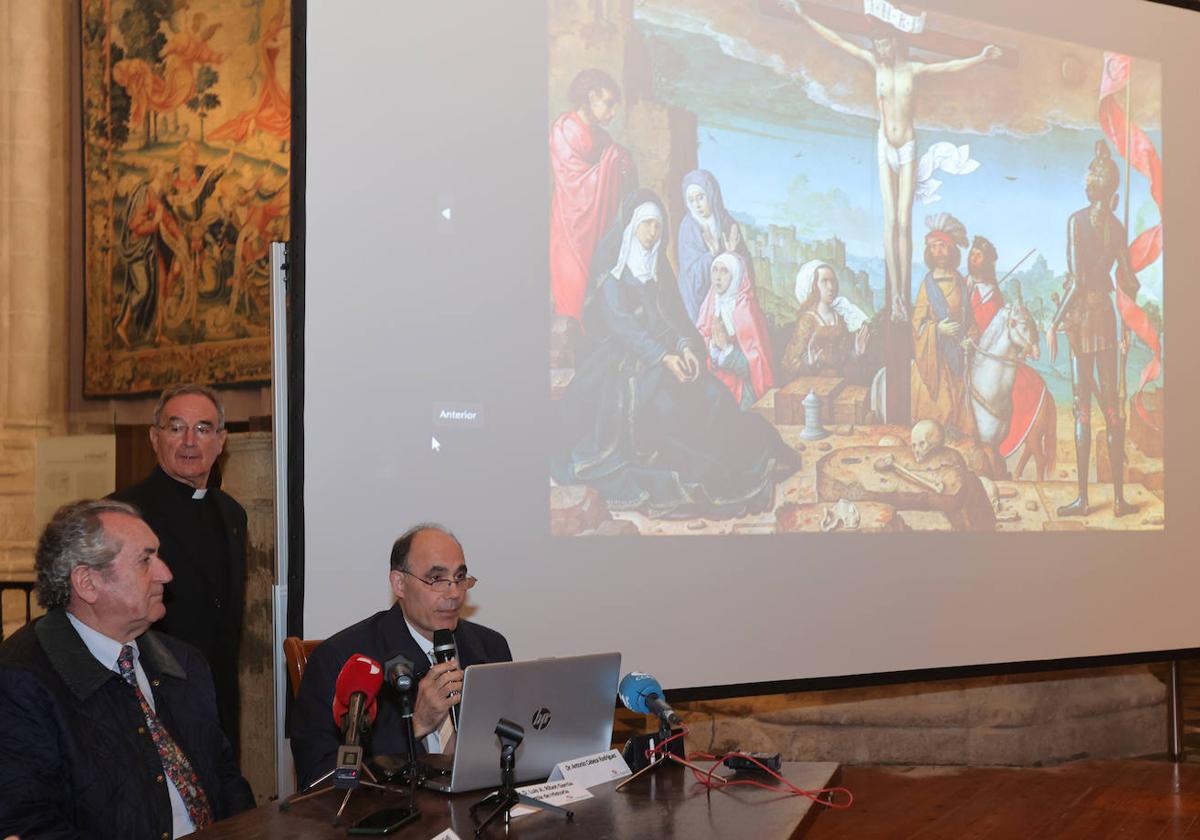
[
  {"xmin": 290, "ymin": 524, "xmax": 512, "ymax": 787},
  {"xmin": 110, "ymin": 383, "xmax": 248, "ymax": 753},
  {"xmin": 0, "ymin": 500, "xmax": 254, "ymax": 838}
]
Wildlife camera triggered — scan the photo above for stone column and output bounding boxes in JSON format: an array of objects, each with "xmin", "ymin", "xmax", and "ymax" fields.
[
  {"xmin": 220, "ymin": 431, "xmax": 278, "ymax": 803},
  {"xmin": 0, "ymin": 1, "xmax": 72, "ymax": 590}
]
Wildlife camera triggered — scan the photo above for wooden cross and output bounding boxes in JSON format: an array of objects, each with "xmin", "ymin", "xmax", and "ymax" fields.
[{"xmin": 760, "ymin": 0, "xmax": 1019, "ymax": 69}]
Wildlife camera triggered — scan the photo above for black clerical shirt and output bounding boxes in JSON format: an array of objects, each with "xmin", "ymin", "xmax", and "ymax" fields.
[{"xmin": 111, "ymin": 466, "xmax": 248, "ymax": 748}]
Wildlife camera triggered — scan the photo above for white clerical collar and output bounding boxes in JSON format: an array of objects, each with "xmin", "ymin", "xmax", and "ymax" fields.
[
  {"xmin": 192, "ymin": 488, "xmax": 208, "ymax": 499},
  {"xmin": 66, "ymin": 610, "xmax": 137, "ymax": 674},
  {"xmin": 403, "ymin": 614, "xmax": 436, "ymax": 661}
]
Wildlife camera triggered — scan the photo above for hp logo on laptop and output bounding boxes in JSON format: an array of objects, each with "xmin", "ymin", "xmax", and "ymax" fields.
[{"xmin": 531, "ymin": 707, "xmax": 552, "ymax": 730}]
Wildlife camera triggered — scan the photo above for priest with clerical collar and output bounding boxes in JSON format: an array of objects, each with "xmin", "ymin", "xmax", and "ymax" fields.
[{"xmin": 111, "ymin": 383, "xmax": 248, "ymax": 752}]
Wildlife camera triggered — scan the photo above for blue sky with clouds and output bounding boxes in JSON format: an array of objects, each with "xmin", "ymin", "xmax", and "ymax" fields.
[
  {"xmin": 638, "ymin": 16, "xmax": 1164, "ymax": 304},
  {"xmin": 696, "ymin": 113, "xmax": 1162, "ymax": 301}
]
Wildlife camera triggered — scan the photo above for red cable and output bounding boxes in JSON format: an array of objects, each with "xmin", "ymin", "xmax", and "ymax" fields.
[{"xmin": 640, "ymin": 726, "xmax": 853, "ymax": 810}]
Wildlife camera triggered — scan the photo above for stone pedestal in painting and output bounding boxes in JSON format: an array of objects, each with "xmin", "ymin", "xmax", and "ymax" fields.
[{"xmin": 776, "ymin": 376, "xmax": 845, "ymax": 425}]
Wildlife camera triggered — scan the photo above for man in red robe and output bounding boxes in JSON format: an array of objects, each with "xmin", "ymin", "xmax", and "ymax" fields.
[
  {"xmin": 549, "ymin": 69, "xmax": 636, "ymax": 323},
  {"xmin": 966, "ymin": 236, "xmax": 1048, "ymax": 463}
]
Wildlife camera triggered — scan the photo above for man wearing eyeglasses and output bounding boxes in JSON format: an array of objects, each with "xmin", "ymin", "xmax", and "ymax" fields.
[
  {"xmin": 111, "ymin": 383, "xmax": 247, "ymax": 753},
  {"xmin": 290, "ymin": 525, "xmax": 512, "ymax": 788}
]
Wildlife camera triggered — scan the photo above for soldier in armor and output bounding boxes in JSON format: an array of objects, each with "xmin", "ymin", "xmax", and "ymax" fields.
[{"xmin": 1048, "ymin": 140, "xmax": 1138, "ymax": 517}]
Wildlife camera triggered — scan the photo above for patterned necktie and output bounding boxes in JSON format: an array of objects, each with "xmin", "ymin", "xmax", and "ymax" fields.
[
  {"xmin": 117, "ymin": 644, "xmax": 213, "ymax": 829},
  {"xmin": 437, "ymin": 710, "xmax": 457, "ymax": 754}
]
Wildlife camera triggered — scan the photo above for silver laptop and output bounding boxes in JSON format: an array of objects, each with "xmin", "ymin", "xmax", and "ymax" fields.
[{"xmin": 423, "ymin": 651, "xmax": 621, "ymax": 793}]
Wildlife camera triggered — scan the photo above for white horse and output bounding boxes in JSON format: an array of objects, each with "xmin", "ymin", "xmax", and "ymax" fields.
[{"xmin": 964, "ymin": 285, "xmax": 1042, "ymax": 477}]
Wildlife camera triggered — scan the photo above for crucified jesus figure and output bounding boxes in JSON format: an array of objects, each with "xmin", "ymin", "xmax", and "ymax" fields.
[{"xmin": 783, "ymin": 1, "xmax": 1000, "ymax": 321}]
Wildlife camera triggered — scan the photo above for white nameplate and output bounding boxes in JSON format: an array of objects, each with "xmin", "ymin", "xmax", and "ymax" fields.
[
  {"xmin": 508, "ymin": 779, "xmax": 593, "ymax": 818},
  {"xmin": 546, "ymin": 749, "xmax": 632, "ymax": 787},
  {"xmin": 429, "ymin": 830, "xmax": 462, "ymax": 840}
]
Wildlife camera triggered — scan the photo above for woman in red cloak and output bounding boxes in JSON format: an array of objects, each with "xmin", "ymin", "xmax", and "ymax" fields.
[{"xmin": 696, "ymin": 252, "xmax": 774, "ymax": 409}]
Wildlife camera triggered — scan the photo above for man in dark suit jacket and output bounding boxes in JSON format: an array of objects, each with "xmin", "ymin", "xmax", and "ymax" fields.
[
  {"xmin": 112, "ymin": 383, "xmax": 247, "ymax": 748},
  {"xmin": 291, "ymin": 525, "xmax": 512, "ymax": 787},
  {"xmin": 0, "ymin": 500, "xmax": 254, "ymax": 839}
]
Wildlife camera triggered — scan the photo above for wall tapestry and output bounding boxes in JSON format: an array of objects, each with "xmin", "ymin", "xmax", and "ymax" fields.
[{"xmin": 82, "ymin": 0, "xmax": 290, "ymax": 395}]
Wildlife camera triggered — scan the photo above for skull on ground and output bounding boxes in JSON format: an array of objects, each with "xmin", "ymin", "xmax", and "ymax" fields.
[{"xmin": 911, "ymin": 419, "xmax": 945, "ymax": 464}]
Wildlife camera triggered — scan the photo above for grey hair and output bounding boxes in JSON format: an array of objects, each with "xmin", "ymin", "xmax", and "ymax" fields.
[
  {"xmin": 152, "ymin": 383, "xmax": 226, "ymax": 430},
  {"xmin": 389, "ymin": 523, "xmax": 462, "ymax": 571},
  {"xmin": 35, "ymin": 499, "xmax": 142, "ymax": 609}
]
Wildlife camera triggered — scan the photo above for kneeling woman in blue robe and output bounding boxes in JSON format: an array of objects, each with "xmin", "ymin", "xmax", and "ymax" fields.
[{"xmin": 552, "ymin": 190, "xmax": 799, "ymax": 519}]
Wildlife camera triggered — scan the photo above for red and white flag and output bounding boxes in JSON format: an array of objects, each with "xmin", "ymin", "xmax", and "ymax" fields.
[{"xmin": 1098, "ymin": 52, "xmax": 1163, "ymax": 422}]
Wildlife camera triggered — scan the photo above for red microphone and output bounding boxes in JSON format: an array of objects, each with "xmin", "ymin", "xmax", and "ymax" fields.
[{"xmin": 332, "ymin": 654, "xmax": 384, "ymax": 746}]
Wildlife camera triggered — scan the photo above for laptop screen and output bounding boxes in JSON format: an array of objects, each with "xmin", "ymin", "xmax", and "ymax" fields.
[{"xmin": 435, "ymin": 652, "xmax": 621, "ymax": 793}]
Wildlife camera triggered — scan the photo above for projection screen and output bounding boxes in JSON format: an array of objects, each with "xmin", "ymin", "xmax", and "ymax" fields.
[{"xmin": 301, "ymin": 0, "xmax": 1198, "ymax": 691}]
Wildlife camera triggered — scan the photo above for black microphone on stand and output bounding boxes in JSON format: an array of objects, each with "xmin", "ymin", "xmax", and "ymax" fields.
[
  {"xmin": 382, "ymin": 652, "xmax": 428, "ymax": 794},
  {"xmin": 431, "ymin": 628, "xmax": 459, "ymax": 732}
]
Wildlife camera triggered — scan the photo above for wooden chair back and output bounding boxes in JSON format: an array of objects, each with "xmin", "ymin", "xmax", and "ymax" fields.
[{"xmin": 283, "ymin": 636, "xmax": 322, "ymax": 698}]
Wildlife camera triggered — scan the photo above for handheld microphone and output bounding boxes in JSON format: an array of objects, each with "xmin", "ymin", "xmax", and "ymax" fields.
[
  {"xmin": 332, "ymin": 654, "xmax": 384, "ymax": 747},
  {"xmin": 431, "ymin": 629, "xmax": 460, "ymax": 732},
  {"xmin": 618, "ymin": 671, "xmax": 682, "ymax": 726}
]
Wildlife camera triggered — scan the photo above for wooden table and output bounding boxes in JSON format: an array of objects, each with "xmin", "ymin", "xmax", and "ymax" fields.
[{"xmin": 195, "ymin": 760, "xmax": 841, "ymax": 839}]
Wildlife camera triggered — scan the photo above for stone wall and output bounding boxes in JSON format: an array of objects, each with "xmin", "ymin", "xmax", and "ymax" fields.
[
  {"xmin": 0, "ymin": 1, "xmax": 72, "ymax": 588},
  {"xmin": 672, "ymin": 665, "xmax": 1167, "ymax": 766}
]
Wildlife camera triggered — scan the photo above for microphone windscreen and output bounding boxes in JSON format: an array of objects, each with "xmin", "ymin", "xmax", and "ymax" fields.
[
  {"xmin": 384, "ymin": 652, "xmax": 415, "ymax": 692},
  {"xmin": 332, "ymin": 653, "xmax": 384, "ymax": 725},
  {"xmin": 617, "ymin": 671, "xmax": 663, "ymax": 716}
]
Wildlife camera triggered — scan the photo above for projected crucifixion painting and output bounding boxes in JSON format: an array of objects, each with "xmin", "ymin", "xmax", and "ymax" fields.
[{"xmin": 548, "ymin": 0, "xmax": 1164, "ymax": 535}]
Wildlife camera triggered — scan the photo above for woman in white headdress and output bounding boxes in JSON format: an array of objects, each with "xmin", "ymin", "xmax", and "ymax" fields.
[
  {"xmin": 695, "ymin": 252, "xmax": 774, "ymax": 409},
  {"xmin": 553, "ymin": 190, "xmax": 799, "ymax": 520},
  {"xmin": 781, "ymin": 260, "xmax": 872, "ymax": 382}
]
